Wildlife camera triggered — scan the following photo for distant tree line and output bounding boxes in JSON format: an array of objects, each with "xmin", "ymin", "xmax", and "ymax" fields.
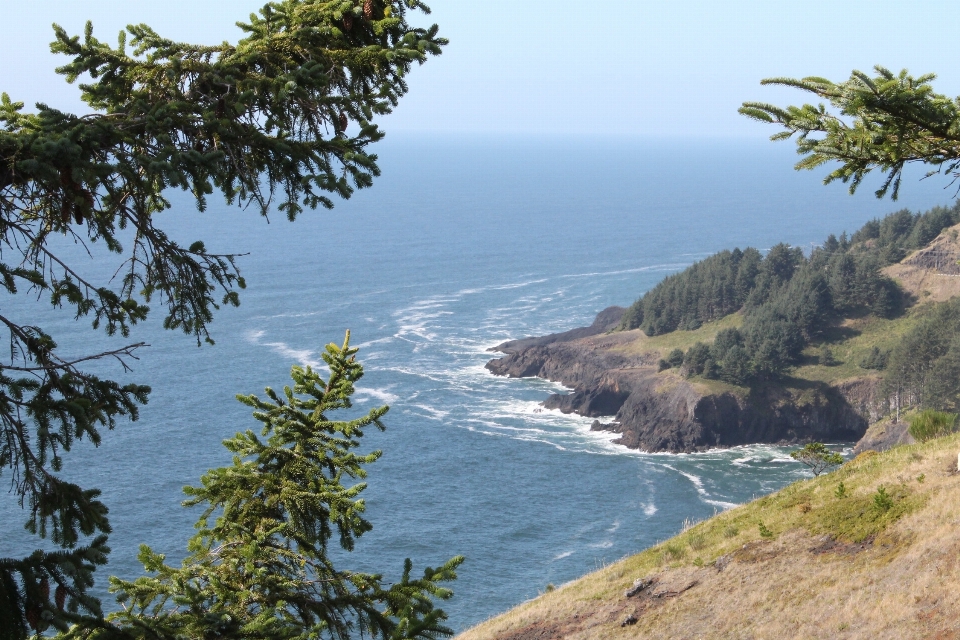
[{"xmin": 625, "ymin": 202, "xmax": 960, "ymax": 385}]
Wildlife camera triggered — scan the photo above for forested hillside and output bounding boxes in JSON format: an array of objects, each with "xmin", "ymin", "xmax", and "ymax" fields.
[{"xmin": 618, "ymin": 203, "xmax": 960, "ymax": 385}]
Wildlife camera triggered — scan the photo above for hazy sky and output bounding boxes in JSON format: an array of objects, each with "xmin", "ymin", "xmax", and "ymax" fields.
[{"xmin": 3, "ymin": 1, "xmax": 960, "ymax": 137}]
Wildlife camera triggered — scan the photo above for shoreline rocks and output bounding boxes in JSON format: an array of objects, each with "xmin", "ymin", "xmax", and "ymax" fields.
[{"xmin": 486, "ymin": 308, "xmax": 877, "ymax": 453}]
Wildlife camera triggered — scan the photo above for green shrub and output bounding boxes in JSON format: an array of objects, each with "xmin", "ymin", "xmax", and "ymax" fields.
[
  {"xmin": 659, "ymin": 543, "xmax": 686, "ymax": 564},
  {"xmin": 874, "ymin": 486, "xmax": 893, "ymax": 512},
  {"xmin": 687, "ymin": 531, "xmax": 707, "ymax": 551},
  {"xmin": 683, "ymin": 342, "xmax": 712, "ymax": 376},
  {"xmin": 859, "ymin": 346, "xmax": 888, "ymax": 370},
  {"xmin": 667, "ymin": 348, "xmax": 685, "ymax": 368},
  {"xmin": 835, "ymin": 481, "xmax": 847, "ymax": 498},
  {"xmin": 908, "ymin": 410, "xmax": 959, "ymax": 442},
  {"xmin": 758, "ymin": 521, "xmax": 774, "ymax": 539},
  {"xmin": 818, "ymin": 345, "xmax": 838, "ymax": 366}
]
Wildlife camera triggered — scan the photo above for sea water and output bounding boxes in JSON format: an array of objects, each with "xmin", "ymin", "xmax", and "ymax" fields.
[{"xmin": 0, "ymin": 135, "xmax": 952, "ymax": 630}]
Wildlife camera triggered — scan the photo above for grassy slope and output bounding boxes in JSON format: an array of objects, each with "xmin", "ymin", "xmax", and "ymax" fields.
[
  {"xmin": 602, "ymin": 278, "xmax": 943, "ymax": 398},
  {"xmin": 458, "ymin": 434, "xmax": 960, "ymax": 639}
]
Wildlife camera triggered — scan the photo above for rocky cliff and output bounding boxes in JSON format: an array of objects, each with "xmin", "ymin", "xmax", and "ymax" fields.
[{"xmin": 486, "ymin": 307, "xmax": 873, "ymax": 453}]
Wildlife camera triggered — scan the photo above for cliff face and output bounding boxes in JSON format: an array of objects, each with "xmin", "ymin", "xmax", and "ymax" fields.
[{"xmin": 486, "ymin": 308, "xmax": 871, "ymax": 453}]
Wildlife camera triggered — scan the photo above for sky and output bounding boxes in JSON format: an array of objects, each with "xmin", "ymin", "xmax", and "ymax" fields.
[{"xmin": 3, "ymin": 1, "xmax": 960, "ymax": 137}]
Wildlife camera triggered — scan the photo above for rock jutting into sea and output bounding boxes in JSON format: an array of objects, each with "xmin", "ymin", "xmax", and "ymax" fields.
[{"xmin": 486, "ymin": 307, "xmax": 880, "ymax": 453}]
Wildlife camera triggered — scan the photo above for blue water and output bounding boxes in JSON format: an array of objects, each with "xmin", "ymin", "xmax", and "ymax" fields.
[{"xmin": 0, "ymin": 136, "xmax": 953, "ymax": 630}]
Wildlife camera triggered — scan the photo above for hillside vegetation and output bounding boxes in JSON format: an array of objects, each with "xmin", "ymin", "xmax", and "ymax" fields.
[
  {"xmin": 458, "ymin": 434, "xmax": 960, "ymax": 639},
  {"xmin": 608, "ymin": 204, "xmax": 960, "ymax": 428},
  {"xmin": 618, "ymin": 203, "xmax": 960, "ymax": 386}
]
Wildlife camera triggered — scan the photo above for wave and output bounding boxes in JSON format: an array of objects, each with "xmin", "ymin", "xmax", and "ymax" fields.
[
  {"xmin": 558, "ymin": 263, "xmax": 691, "ymax": 279},
  {"xmin": 355, "ymin": 386, "xmax": 400, "ymax": 405},
  {"xmin": 354, "ymin": 336, "xmax": 395, "ymax": 349},
  {"xmin": 244, "ymin": 329, "xmax": 322, "ymax": 368},
  {"xmin": 406, "ymin": 404, "xmax": 451, "ymax": 421},
  {"xmin": 660, "ymin": 463, "xmax": 739, "ymax": 511},
  {"xmin": 588, "ymin": 540, "xmax": 614, "ymax": 549}
]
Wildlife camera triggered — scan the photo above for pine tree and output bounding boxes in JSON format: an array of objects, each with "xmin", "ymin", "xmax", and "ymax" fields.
[
  {"xmin": 59, "ymin": 334, "xmax": 463, "ymax": 640},
  {"xmin": 790, "ymin": 443, "xmax": 844, "ymax": 477},
  {"xmin": 0, "ymin": 2, "xmax": 446, "ymax": 635}
]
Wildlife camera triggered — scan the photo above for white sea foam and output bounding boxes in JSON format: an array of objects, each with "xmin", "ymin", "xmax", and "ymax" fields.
[
  {"xmin": 489, "ymin": 279, "xmax": 549, "ymax": 290},
  {"xmin": 558, "ymin": 263, "xmax": 691, "ymax": 279},
  {"xmin": 244, "ymin": 329, "xmax": 322, "ymax": 368},
  {"xmin": 643, "ymin": 503, "xmax": 658, "ymax": 516},
  {"xmin": 407, "ymin": 404, "xmax": 451, "ymax": 421},
  {"xmin": 377, "ymin": 366, "xmax": 448, "ymax": 384},
  {"xmin": 262, "ymin": 310, "xmax": 323, "ymax": 320},
  {"xmin": 261, "ymin": 342, "xmax": 321, "ymax": 368},
  {"xmin": 674, "ymin": 467, "xmax": 706, "ymax": 493},
  {"xmin": 589, "ymin": 540, "xmax": 614, "ymax": 549},
  {"xmin": 354, "ymin": 336, "xmax": 395, "ymax": 349},
  {"xmin": 703, "ymin": 498, "xmax": 740, "ymax": 510},
  {"xmin": 355, "ymin": 387, "xmax": 400, "ymax": 405},
  {"xmin": 245, "ymin": 329, "xmax": 266, "ymax": 342},
  {"xmin": 552, "ymin": 550, "xmax": 574, "ymax": 561},
  {"xmin": 660, "ymin": 463, "xmax": 738, "ymax": 510}
]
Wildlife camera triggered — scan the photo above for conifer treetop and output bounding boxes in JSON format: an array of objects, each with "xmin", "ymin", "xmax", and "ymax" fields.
[{"xmin": 70, "ymin": 333, "xmax": 465, "ymax": 640}]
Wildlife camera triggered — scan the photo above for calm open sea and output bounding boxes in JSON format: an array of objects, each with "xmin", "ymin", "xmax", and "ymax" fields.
[{"xmin": 0, "ymin": 135, "xmax": 952, "ymax": 630}]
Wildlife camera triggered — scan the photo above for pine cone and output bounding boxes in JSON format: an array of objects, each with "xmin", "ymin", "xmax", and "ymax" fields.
[
  {"xmin": 55, "ymin": 585, "xmax": 67, "ymax": 611},
  {"xmin": 343, "ymin": 13, "xmax": 353, "ymax": 31},
  {"xmin": 40, "ymin": 577, "xmax": 50, "ymax": 601},
  {"xmin": 363, "ymin": 0, "xmax": 374, "ymax": 19},
  {"xmin": 25, "ymin": 605, "xmax": 41, "ymax": 631},
  {"xmin": 339, "ymin": 112, "xmax": 349, "ymax": 132}
]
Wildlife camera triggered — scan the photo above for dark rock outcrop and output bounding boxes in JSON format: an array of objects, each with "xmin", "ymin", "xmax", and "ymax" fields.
[
  {"xmin": 488, "ymin": 306, "xmax": 626, "ymax": 355},
  {"xmin": 486, "ymin": 309, "xmax": 872, "ymax": 453},
  {"xmin": 852, "ymin": 418, "xmax": 915, "ymax": 455},
  {"xmin": 904, "ymin": 244, "xmax": 960, "ymax": 274}
]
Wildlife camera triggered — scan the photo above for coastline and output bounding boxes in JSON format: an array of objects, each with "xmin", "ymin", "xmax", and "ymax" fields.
[{"xmin": 485, "ymin": 307, "xmax": 877, "ymax": 454}]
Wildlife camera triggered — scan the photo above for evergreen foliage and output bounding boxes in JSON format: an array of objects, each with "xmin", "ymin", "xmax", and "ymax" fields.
[
  {"xmin": 790, "ymin": 443, "xmax": 844, "ymax": 477},
  {"xmin": 619, "ymin": 248, "xmax": 762, "ymax": 334},
  {"xmin": 60, "ymin": 334, "xmax": 462, "ymax": 640},
  {"xmin": 621, "ymin": 202, "xmax": 960, "ymax": 385},
  {"xmin": 667, "ymin": 348, "xmax": 685, "ymax": 368},
  {"xmin": 0, "ymin": 2, "xmax": 445, "ymax": 636},
  {"xmin": 740, "ymin": 67, "xmax": 960, "ymax": 201},
  {"xmin": 884, "ymin": 298, "xmax": 960, "ymax": 413},
  {"xmin": 859, "ymin": 346, "xmax": 889, "ymax": 371}
]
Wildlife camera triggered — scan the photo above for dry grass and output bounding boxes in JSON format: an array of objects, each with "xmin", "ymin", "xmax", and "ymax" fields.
[
  {"xmin": 884, "ymin": 223, "xmax": 960, "ymax": 305},
  {"xmin": 458, "ymin": 434, "xmax": 960, "ymax": 640},
  {"xmin": 885, "ymin": 264, "xmax": 960, "ymax": 305}
]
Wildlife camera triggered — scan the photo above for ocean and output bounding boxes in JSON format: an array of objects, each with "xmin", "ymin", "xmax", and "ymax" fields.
[{"xmin": 0, "ymin": 135, "xmax": 952, "ymax": 630}]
